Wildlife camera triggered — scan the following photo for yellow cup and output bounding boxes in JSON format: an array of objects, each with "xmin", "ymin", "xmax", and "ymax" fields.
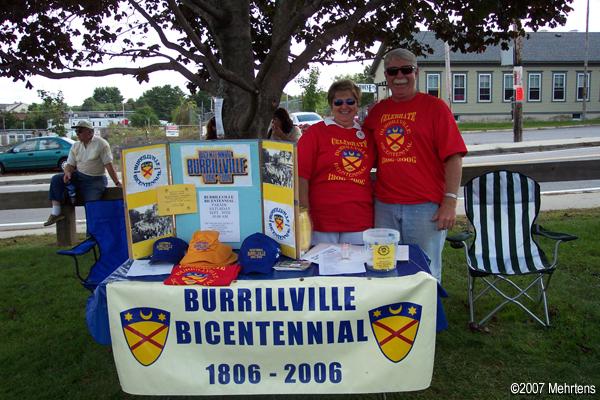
[
  {"xmin": 363, "ymin": 228, "xmax": 400, "ymax": 271},
  {"xmin": 371, "ymin": 243, "xmax": 397, "ymax": 271}
]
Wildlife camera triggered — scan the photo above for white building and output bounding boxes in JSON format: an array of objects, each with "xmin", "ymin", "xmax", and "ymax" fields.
[{"xmin": 49, "ymin": 110, "xmax": 132, "ymax": 136}]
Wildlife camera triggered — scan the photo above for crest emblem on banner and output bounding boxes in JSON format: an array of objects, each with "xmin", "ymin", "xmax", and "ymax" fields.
[
  {"xmin": 120, "ymin": 307, "xmax": 171, "ymax": 366},
  {"xmin": 341, "ymin": 149, "xmax": 363, "ymax": 173},
  {"xmin": 369, "ymin": 302, "xmax": 422, "ymax": 363},
  {"xmin": 385, "ymin": 126, "xmax": 405, "ymax": 152}
]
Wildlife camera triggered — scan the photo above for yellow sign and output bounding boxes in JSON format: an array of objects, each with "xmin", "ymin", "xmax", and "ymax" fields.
[
  {"xmin": 157, "ymin": 184, "xmax": 197, "ymax": 216},
  {"xmin": 372, "ymin": 244, "xmax": 396, "ymax": 271}
]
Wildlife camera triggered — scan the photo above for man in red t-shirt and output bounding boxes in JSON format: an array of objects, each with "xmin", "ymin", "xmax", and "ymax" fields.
[{"xmin": 363, "ymin": 48, "xmax": 467, "ymax": 282}]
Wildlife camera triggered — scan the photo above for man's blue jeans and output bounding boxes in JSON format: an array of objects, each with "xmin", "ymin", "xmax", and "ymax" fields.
[
  {"xmin": 374, "ymin": 200, "xmax": 446, "ymax": 282},
  {"xmin": 49, "ymin": 171, "xmax": 107, "ymax": 203}
]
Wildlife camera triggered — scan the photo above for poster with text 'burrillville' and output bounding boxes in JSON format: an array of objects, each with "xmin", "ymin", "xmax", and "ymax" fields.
[
  {"xmin": 121, "ymin": 144, "xmax": 173, "ymax": 259},
  {"xmin": 169, "ymin": 141, "xmax": 262, "ymax": 249},
  {"xmin": 261, "ymin": 140, "xmax": 299, "ymax": 258}
]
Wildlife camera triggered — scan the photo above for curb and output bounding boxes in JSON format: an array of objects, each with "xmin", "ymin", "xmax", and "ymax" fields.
[{"xmin": 467, "ymin": 139, "xmax": 600, "ymax": 157}]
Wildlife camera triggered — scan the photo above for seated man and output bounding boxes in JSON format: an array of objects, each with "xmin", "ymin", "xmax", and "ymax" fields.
[{"xmin": 44, "ymin": 121, "xmax": 121, "ymax": 226}]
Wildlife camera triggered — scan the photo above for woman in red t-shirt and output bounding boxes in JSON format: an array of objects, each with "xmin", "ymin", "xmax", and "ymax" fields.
[{"xmin": 297, "ymin": 80, "xmax": 375, "ymax": 245}]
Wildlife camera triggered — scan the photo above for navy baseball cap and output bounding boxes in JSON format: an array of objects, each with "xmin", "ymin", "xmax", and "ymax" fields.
[
  {"xmin": 239, "ymin": 233, "xmax": 281, "ymax": 274},
  {"xmin": 150, "ymin": 237, "xmax": 189, "ymax": 264}
]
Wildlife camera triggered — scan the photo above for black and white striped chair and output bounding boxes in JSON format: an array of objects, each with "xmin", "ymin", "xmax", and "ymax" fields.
[{"xmin": 447, "ymin": 170, "xmax": 577, "ymax": 327}]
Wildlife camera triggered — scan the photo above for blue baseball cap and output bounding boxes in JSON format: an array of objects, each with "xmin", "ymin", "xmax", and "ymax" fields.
[
  {"xmin": 239, "ymin": 233, "xmax": 281, "ymax": 274},
  {"xmin": 150, "ymin": 237, "xmax": 189, "ymax": 264}
]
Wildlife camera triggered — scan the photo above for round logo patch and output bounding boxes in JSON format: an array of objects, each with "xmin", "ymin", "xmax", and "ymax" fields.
[
  {"xmin": 133, "ymin": 154, "xmax": 162, "ymax": 188},
  {"xmin": 267, "ymin": 207, "xmax": 291, "ymax": 241}
]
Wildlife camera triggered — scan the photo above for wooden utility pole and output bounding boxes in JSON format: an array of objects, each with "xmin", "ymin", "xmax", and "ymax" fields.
[
  {"xmin": 582, "ymin": 0, "xmax": 590, "ymax": 120},
  {"xmin": 513, "ymin": 30, "xmax": 523, "ymax": 142},
  {"xmin": 444, "ymin": 42, "xmax": 452, "ymax": 109}
]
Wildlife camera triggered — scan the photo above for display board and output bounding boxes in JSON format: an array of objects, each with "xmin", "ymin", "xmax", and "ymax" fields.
[
  {"xmin": 261, "ymin": 140, "xmax": 299, "ymax": 258},
  {"xmin": 121, "ymin": 144, "xmax": 173, "ymax": 259},
  {"xmin": 169, "ymin": 141, "xmax": 263, "ymax": 248}
]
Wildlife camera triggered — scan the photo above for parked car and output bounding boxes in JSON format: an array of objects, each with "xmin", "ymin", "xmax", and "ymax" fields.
[
  {"xmin": 0, "ymin": 136, "xmax": 74, "ymax": 175},
  {"xmin": 290, "ymin": 112, "xmax": 323, "ymax": 133}
]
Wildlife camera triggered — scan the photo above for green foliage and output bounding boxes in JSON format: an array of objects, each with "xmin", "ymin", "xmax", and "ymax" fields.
[
  {"xmin": 334, "ymin": 65, "xmax": 376, "ymax": 107},
  {"xmin": 172, "ymin": 101, "xmax": 199, "ymax": 125},
  {"xmin": 0, "ymin": 208, "xmax": 598, "ymax": 399},
  {"xmin": 0, "ymin": 112, "xmax": 19, "ymax": 129},
  {"xmin": 29, "ymin": 90, "xmax": 68, "ymax": 135},
  {"xmin": 129, "ymin": 105, "xmax": 159, "ymax": 128},
  {"xmin": 78, "ymin": 97, "xmax": 104, "ymax": 111},
  {"xmin": 136, "ymin": 85, "xmax": 185, "ymax": 121},
  {"xmin": 0, "ymin": 1, "xmax": 573, "ymax": 136},
  {"xmin": 297, "ymin": 67, "xmax": 327, "ymax": 113},
  {"xmin": 189, "ymin": 90, "xmax": 213, "ymax": 114},
  {"xmin": 92, "ymin": 86, "xmax": 123, "ymax": 104}
]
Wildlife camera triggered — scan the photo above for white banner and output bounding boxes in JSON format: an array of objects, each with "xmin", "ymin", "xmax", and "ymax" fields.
[{"xmin": 108, "ymin": 274, "xmax": 438, "ymax": 395}]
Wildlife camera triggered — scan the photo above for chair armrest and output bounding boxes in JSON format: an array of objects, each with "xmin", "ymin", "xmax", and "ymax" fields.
[
  {"xmin": 57, "ymin": 237, "xmax": 98, "ymax": 257},
  {"xmin": 446, "ymin": 231, "xmax": 472, "ymax": 249},
  {"xmin": 532, "ymin": 224, "xmax": 578, "ymax": 242}
]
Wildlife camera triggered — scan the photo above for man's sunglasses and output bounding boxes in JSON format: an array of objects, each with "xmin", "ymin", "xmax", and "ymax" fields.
[
  {"xmin": 385, "ymin": 65, "xmax": 417, "ymax": 76},
  {"xmin": 333, "ymin": 98, "xmax": 356, "ymax": 107}
]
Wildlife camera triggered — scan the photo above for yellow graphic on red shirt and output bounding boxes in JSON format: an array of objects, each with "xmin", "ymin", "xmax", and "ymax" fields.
[
  {"xmin": 341, "ymin": 149, "xmax": 363, "ymax": 173},
  {"xmin": 379, "ymin": 118, "xmax": 413, "ymax": 158},
  {"xmin": 182, "ymin": 272, "xmax": 209, "ymax": 285},
  {"xmin": 385, "ymin": 126, "xmax": 406, "ymax": 152}
]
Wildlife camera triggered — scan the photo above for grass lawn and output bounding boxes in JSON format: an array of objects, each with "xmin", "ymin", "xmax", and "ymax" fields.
[{"xmin": 1, "ymin": 209, "xmax": 599, "ymax": 399}]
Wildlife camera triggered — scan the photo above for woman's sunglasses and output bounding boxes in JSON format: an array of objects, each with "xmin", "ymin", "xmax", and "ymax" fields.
[
  {"xmin": 333, "ymin": 98, "xmax": 356, "ymax": 107},
  {"xmin": 385, "ymin": 65, "xmax": 417, "ymax": 76}
]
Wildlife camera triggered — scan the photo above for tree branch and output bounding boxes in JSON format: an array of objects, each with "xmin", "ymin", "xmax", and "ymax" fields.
[
  {"xmin": 256, "ymin": 0, "xmax": 325, "ymax": 84},
  {"xmin": 22, "ymin": 62, "xmax": 184, "ymax": 81},
  {"xmin": 166, "ymin": 0, "xmax": 256, "ymax": 94},
  {"xmin": 289, "ymin": 0, "xmax": 387, "ymax": 78},
  {"xmin": 181, "ymin": 0, "xmax": 227, "ymax": 21},
  {"xmin": 127, "ymin": 0, "xmax": 204, "ymax": 64}
]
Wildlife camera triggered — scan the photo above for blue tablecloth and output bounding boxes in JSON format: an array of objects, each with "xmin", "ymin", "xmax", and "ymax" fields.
[{"xmin": 86, "ymin": 244, "xmax": 447, "ymax": 345}]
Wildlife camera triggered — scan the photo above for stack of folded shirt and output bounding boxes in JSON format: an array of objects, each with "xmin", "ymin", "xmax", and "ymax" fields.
[
  {"xmin": 164, "ymin": 264, "xmax": 241, "ymax": 286},
  {"xmin": 163, "ymin": 230, "xmax": 239, "ymax": 286}
]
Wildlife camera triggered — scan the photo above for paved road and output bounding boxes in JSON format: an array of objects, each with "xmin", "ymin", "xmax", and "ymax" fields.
[
  {"xmin": 1, "ymin": 127, "xmax": 599, "ymax": 237},
  {"xmin": 462, "ymin": 125, "xmax": 600, "ymax": 145}
]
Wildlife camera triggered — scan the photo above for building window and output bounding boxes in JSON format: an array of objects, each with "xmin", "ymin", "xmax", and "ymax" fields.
[
  {"xmin": 452, "ymin": 73, "xmax": 466, "ymax": 103},
  {"xmin": 426, "ymin": 73, "xmax": 441, "ymax": 97},
  {"xmin": 576, "ymin": 72, "xmax": 590, "ymax": 101},
  {"xmin": 478, "ymin": 73, "xmax": 492, "ymax": 102},
  {"xmin": 503, "ymin": 73, "xmax": 513, "ymax": 102},
  {"xmin": 528, "ymin": 73, "xmax": 541, "ymax": 102},
  {"xmin": 552, "ymin": 73, "xmax": 566, "ymax": 102}
]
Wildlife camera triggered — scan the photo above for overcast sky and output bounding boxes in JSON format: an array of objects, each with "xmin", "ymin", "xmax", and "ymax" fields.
[{"xmin": 0, "ymin": 0, "xmax": 597, "ymax": 107}]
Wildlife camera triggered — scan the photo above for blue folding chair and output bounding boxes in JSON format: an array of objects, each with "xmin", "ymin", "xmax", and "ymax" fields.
[
  {"xmin": 57, "ymin": 199, "xmax": 129, "ymax": 292},
  {"xmin": 447, "ymin": 170, "xmax": 577, "ymax": 327}
]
